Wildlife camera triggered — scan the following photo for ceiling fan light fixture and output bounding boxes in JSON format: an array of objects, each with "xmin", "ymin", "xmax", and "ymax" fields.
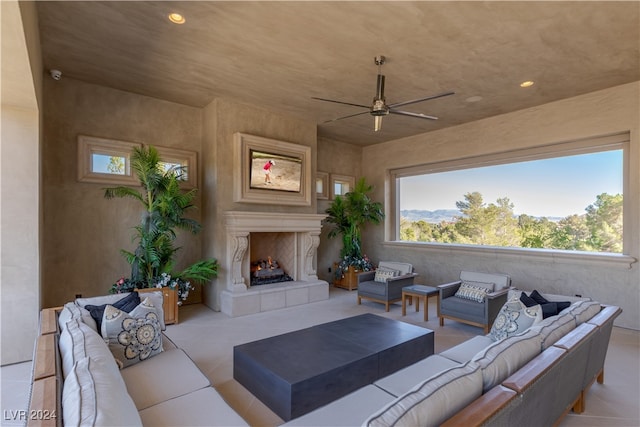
[{"xmin": 374, "ymin": 116, "xmax": 383, "ymax": 132}]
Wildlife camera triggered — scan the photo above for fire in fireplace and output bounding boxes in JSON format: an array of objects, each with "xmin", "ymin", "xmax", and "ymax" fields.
[{"xmin": 250, "ymin": 257, "xmax": 293, "ymax": 286}]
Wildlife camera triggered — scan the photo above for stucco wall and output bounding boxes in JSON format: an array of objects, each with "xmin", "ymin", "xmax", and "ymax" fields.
[
  {"xmin": 316, "ymin": 136, "xmax": 363, "ymax": 283},
  {"xmin": 201, "ymin": 98, "xmax": 318, "ymax": 310},
  {"xmin": 362, "ymin": 82, "xmax": 640, "ymax": 330},
  {"xmin": 1, "ymin": 0, "xmax": 42, "ymax": 364},
  {"xmin": 41, "ymin": 78, "xmax": 203, "ymax": 307}
]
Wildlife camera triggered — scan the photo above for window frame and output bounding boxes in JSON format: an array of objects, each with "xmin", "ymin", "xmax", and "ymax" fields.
[
  {"xmin": 331, "ymin": 174, "xmax": 355, "ymax": 199},
  {"xmin": 77, "ymin": 135, "xmax": 141, "ymax": 185},
  {"xmin": 387, "ymin": 132, "xmax": 634, "ymax": 266}
]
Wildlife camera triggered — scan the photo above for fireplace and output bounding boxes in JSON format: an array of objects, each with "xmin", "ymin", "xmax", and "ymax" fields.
[{"xmin": 221, "ymin": 212, "xmax": 329, "ymax": 316}]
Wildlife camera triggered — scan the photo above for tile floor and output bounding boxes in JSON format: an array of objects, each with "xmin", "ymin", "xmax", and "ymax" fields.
[{"xmin": 2, "ymin": 287, "xmax": 639, "ymax": 426}]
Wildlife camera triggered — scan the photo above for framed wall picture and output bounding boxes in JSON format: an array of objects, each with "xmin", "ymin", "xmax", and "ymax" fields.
[
  {"xmin": 330, "ymin": 174, "xmax": 355, "ymax": 199},
  {"xmin": 316, "ymin": 171, "xmax": 329, "ymax": 200},
  {"xmin": 233, "ymin": 133, "xmax": 312, "ymax": 206}
]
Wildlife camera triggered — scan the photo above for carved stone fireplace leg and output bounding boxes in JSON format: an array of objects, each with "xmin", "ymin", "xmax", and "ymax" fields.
[{"xmin": 228, "ymin": 232, "xmax": 249, "ymax": 292}]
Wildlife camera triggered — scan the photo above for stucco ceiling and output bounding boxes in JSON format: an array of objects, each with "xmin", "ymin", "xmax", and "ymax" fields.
[{"xmin": 36, "ymin": 1, "xmax": 639, "ymax": 146}]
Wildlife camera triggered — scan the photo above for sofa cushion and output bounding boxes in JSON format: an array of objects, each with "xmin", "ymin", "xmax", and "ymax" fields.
[
  {"xmin": 120, "ymin": 348, "xmax": 211, "ymax": 410},
  {"xmin": 528, "ymin": 312, "xmax": 576, "ymax": 350},
  {"xmin": 489, "ymin": 298, "xmax": 542, "ymax": 341},
  {"xmin": 455, "ymin": 282, "xmax": 490, "ymax": 303},
  {"xmin": 77, "ymin": 291, "xmax": 166, "ymax": 330},
  {"xmin": 102, "ymin": 298, "xmax": 163, "ymax": 368},
  {"xmin": 281, "ymin": 385, "xmax": 395, "ymax": 427},
  {"xmin": 365, "ymin": 363, "xmax": 483, "ymax": 427},
  {"xmin": 440, "ymin": 335, "xmax": 495, "ymax": 364},
  {"xmin": 59, "ymin": 318, "xmax": 119, "ymax": 378},
  {"xmin": 472, "ymin": 329, "xmax": 543, "ymax": 392},
  {"xmin": 62, "ymin": 357, "xmax": 142, "ymax": 427},
  {"xmin": 138, "ymin": 386, "xmax": 248, "ymax": 427},
  {"xmin": 374, "ymin": 268, "xmax": 398, "ymax": 283},
  {"xmin": 566, "ymin": 300, "xmax": 601, "ymax": 325},
  {"xmin": 374, "ymin": 354, "xmax": 461, "ymax": 397},
  {"xmin": 85, "ymin": 291, "xmax": 141, "ymax": 332}
]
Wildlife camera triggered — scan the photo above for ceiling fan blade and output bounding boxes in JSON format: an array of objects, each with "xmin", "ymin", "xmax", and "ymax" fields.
[
  {"xmin": 389, "ymin": 109, "xmax": 438, "ymax": 120},
  {"xmin": 322, "ymin": 110, "xmax": 371, "ymax": 124},
  {"xmin": 388, "ymin": 91, "xmax": 455, "ymax": 109},
  {"xmin": 311, "ymin": 97, "xmax": 370, "ymax": 109}
]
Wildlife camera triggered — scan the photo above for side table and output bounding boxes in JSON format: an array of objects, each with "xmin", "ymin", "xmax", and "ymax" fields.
[{"xmin": 402, "ymin": 285, "xmax": 439, "ymax": 321}]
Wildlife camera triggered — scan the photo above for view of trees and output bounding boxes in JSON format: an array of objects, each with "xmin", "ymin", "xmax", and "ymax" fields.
[{"xmin": 400, "ymin": 192, "xmax": 623, "ymax": 253}]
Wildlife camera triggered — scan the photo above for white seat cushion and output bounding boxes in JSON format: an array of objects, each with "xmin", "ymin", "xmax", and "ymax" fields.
[
  {"xmin": 138, "ymin": 387, "xmax": 248, "ymax": 426},
  {"xmin": 374, "ymin": 355, "xmax": 460, "ymax": 397},
  {"xmin": 281, "ymin": 385, "xmax": 395, "ymax": 426},
  {"xmin": 440, "ymin": 335, "xmax": 496, "ymax": 364},
  {"xmin": 120, "ymin": 348, "xmax": 211, "ymax": 410}
]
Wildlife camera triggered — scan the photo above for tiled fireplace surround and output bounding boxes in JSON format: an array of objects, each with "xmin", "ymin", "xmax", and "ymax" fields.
[{"xmin": 221, "ymin": 211, "xmax": 329, "ymax": 317}]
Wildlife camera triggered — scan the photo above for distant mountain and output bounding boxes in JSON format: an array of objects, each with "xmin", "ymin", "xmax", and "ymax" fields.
[
  {"xmin": 400, "ymin": 209, "xmax": 462, "ymax": 224},
  {"xmin": 401, "ymin": 209, "xmax": 565, "ymax": 224}
]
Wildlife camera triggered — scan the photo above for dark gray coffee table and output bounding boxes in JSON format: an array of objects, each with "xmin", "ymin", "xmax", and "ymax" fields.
[{"xmin": 233, "ymin": 313, "xmax": 434, "ymax": 421}]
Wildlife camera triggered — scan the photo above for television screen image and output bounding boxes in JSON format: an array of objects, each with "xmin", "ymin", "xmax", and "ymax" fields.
[{"xmin": 250, "ymin": 150, "xmax": 302, "ymax": 193}]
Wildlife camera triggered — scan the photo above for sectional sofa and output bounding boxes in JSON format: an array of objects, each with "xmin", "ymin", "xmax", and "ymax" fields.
[
  {"xmin": 28, "ymin": 290, "xmax": 620, "ymax": 427},
  {"xmin": 27, "ymin": 291, "xmax": 247, "ymax": 427},
  {"xmin": 282, "ymin": 291, "xmax": 621, "ymax": 427}
]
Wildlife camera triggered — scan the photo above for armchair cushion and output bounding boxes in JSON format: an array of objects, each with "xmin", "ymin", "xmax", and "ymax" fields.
[{"xmin": 378, "ymin": 261, "xmax": 413, "ymax": 276}]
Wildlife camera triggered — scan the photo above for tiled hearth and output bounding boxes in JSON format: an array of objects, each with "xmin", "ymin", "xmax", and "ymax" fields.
[{"xmin": 220, "ymin": 211, "xmax": 329, "ymax": 317}]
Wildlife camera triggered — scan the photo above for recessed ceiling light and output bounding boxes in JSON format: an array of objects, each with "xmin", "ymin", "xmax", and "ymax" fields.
[
  {"xmin": 465, "ymin": 95, "xmax": 483, "ymax": 103},
  {"xmin": 520, "ymin": 81, "xmax": 535, "ymax": 88},
  {"xmin": 168, "ymin": 13, "xmax": 186, "ymax": 24}
]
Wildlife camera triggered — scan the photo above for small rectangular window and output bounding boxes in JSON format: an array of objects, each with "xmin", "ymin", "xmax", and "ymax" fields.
[
  {"xmin": 78, "ymin": 136, "xmax": 140, "ymax": 185},
  {"xmin": 331, "ymin": 174, "xmax": 355, "ymax": 199}
]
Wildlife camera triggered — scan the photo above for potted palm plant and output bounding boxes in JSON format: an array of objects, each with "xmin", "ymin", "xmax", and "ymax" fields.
[
  {"xmin": 104, "ymin": 146, "xmax": 217, "ymax": 323},
  {"xmin": 325, "ymin": 177, "xmax": 384, "ymax": 289}
]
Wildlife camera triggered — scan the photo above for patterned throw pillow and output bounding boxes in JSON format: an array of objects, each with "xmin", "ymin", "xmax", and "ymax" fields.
[
  {"xmin": 455, "ymin": 283, "xmax": 489, "ymax": 303},
  {"xmin": 374, "ymin": 268, "xmax": 399, "ymax": 283},
  {"xmin": 101, "ymin": 298, "xmax": 162, "ymax": 368},
  {"xmin": 489, "ymin": 298, "xmax": 543, "ymax": 341}
]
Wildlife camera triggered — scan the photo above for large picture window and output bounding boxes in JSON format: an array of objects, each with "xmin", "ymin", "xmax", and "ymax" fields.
[{"xmin": 393, "ymin": 133, "xmax": 628, "ymax": 254}]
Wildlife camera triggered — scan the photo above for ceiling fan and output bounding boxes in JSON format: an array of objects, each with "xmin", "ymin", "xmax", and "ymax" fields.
[{"xmin": 313, "ymin": 56, "xmax": 455, "ymax": 132}]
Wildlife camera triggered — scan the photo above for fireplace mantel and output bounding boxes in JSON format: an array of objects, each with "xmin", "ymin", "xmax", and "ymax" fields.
[
  {"xmin": 224, "ymin": 211, "xmax": 326, "ymax": 233},
  {"xmin": 221, "ymin": 211, "xmax": 329, "ymax": 317}
]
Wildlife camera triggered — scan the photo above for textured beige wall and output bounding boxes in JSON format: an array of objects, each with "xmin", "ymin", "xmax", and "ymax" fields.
[
  {"xmin": 201, "ymin": 98, "xmax": 318, "ymax": 310},
  {"xmin": 316, "ymin": 136, "xmax": 363, "ymax": 283},
  {"xmin": 41, "ymin": 78, "xmax": 203, "ymax": 307},
  {"xmin": 1, "ymin": 0, "xmax": 42, "ymax": 364},
  {"xmin": 362, "ymin": 82, "xmax": 640, "ymax": 329}
]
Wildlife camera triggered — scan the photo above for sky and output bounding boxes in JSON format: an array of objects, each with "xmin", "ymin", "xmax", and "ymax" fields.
[{"xmin": 400, "ymin": 150, "xmax": 623, "ymax": 218}]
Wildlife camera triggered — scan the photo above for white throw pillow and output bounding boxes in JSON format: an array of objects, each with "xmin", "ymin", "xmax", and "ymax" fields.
[
  {"xmin": 455, "ymin": 283, "xmax": 490, "ymax": 303},
  {"xmin": 101, "ymin": 298, "xmax": 163, "ymax": 368},
  {"xmin": 62, "ymin": 357, "xmax": 142, "ymax": 427},
  {"xmin": 364, "ymin": 363, "xmax": 483, "ymax": 427},
  {"xmin": 374, "ymin": 268, "xmax": 398, "ymax": 283},
  {"xmin": 489, "ymin": 298, "xmax": 543, "ymax": 341}
]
